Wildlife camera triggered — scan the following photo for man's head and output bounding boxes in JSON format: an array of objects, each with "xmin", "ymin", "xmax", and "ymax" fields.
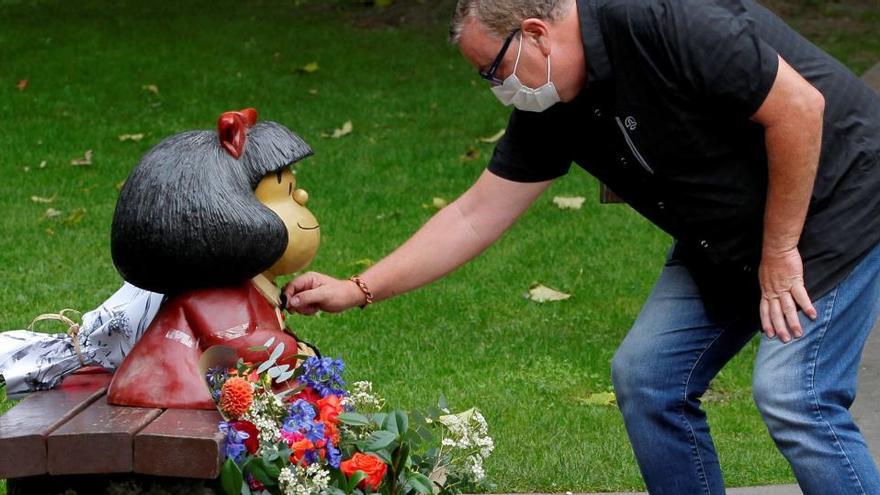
[{"xmin": 450, "ymin": 0, "xmax": 586, "ymax": 104}]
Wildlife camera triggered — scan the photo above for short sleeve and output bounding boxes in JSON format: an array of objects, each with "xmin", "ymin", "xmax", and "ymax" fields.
[
  {"xmin": 617, "ymin": 0, "xmax": 779, "ymax": 117},
  {"xmin": 487, "ymin": 105, "xmax": 574, "ymax": 183}
]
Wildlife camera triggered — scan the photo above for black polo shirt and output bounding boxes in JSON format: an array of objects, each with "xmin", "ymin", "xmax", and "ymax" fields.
[{"xmin": 488, "ymin": 0, "xmax": 880, "ymax": 321}]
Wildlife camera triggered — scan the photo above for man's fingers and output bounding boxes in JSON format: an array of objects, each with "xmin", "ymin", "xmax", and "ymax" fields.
[
  {"xmin": 780, "ymin": 293, "xmax": 803, "ymax": 339},
  {"xmin": 760, "ymin": 298, "xmax": 775, "ymax": 339},
  {"xmin": 791, "ymin": 284, "xmax": 817, "ymax": 320},
  {"xmin": 286, "ymin": 287, "xmax": 326, "ymax": 314},
  {"xmin": 769, "ymin": 297, "xmax": 792, "ymax": 343}
]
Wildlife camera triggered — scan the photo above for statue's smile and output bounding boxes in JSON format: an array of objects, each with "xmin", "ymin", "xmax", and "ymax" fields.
[{"xmin": 297, "ymin": 223, "xmax": 320, "ymax": 231}]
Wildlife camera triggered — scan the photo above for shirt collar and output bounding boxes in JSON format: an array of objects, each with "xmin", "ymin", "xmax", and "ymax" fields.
[{"xmin": 577, "ymin": 0, "xmax": 612, "ymax": 84}]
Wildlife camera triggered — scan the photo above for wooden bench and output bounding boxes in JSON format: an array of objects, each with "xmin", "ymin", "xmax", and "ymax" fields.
[{"xmin": 0, "ymin": 368, "xmax": 226, "ymax": 494}]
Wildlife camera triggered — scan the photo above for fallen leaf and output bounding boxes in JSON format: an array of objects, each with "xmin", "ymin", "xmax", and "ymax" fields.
[
  {"xmin": 478, "ymin": 129, "xmax": 505, "ymax": 144},
  {"xmin": 296, "ymin": 62, "xmax": 320, "ymax": 74},
  {"xmin": 16, "ymin": 79, "xmax": 28, "ymax": 91},
  {"xmin": 23, "ymin": 166, "xmax": 31, "ymax": 173},
  {"xmin": 38, "ymin": 160, "xmax": 47, "ymax": 169},
  {"xmin": 422, "ymin": 197, "xmax": 448, "ymax": 210},
  {"xmin": 577, "ymin": 391, "xmax": 617, "ymax": 407},
  {"xmin": 308, "ymin": 89, "xmax": 319, "ymax": 95},
  {"xmin": 321, "ymin": 120, "xmax": 353, "ymax": 139},
  {"xmin": 552, "ymin": 196, "xmax": 586, "ymax": 210},
  {"xmin": 45, "ymin": 228, "xmax": 55, "ymax": 236},
  {"xmin": 118, "ymin": 133, "xmax": 144, "ymax": 142},
  {"xmin": 459, "ymin": 146, "xmax": 481, "ymax": 162},
  {"xmin": 63, "ymin": 207, "xmax": 86, "ymax": 225},
  {"xmin": 527, "ymin": 283, "xmax": 571, "ymax": 303},
  {"xmin": 70, "ymin": 150, "xmax": 93, "ymax": 166},
  {"xmin": 351, "ymin": 258, "xmax": 375, "ymax": 269},
  {"xmin": 142, "ymin": 84, "xmax": 159, "ymax": 95},
  {"xmin": 115, "ymin": 180, "xmax": 126, "ymax": 191},
  {"xmin": 44, "ymin": 208, "xmax": 62, "ymax": 219},
  {"xmin": 30, "ymin": 194, "xmax": 56, "ymax": 204}
]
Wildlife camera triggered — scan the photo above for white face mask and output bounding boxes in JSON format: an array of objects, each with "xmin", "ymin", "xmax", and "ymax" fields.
[{"xmin": 490, "ymin": 33, "xmax": 561, "ymax": 112}]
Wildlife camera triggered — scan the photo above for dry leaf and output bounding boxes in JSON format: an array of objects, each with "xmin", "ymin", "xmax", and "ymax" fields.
[
  {"xmin": 351, "ymin": 258, "xmax": 375, "ymax": 269},
  {"xmin": 552, "ymin": 196, "xmax": 586, "ymax": 210},
  {"xmin": 321, "ymin": 120, "xmax": 353, "ymax": 139},
  {"xmin": 527, "ymin": 283, "xmax": 571, "ymax": 302},
  {"xmin": 459, "ymin": 146, "xmax": 481, "ymax": 162},
  {"xmin": 118, "ymin": 133, "xmax": 144, "ymax": 142},
  {"xmin": 115, "ymin": 180, "xmax": 126, "ymax": 192},
  {"xmin": 64, "ymin": 208, "xmax": 86, "ymax": 225},
  {"xmin": 30, "ymin": 194, "xmax": 56, "ymax": 204},
  {"xmin": 478, "ymin": 129, "xmax": 505, "ymax": 144},
  {"xmin": 142, "ymin": 84, "xmax": 159, "ymax": 95},
  {"xmin": 308, "ymin": 89, "xmax": 319, "ymax": 95},
  {"xmin": 38, "ymin": 160, "xmax": 47, "ymax": 169},
  {"xmin": 16, "ymin": 79, "xmax": 28, "ymax": 91},
  {"xmin": 44, "ymin": 208, "xmax": 62, "ymax": 219},
  {"xmin": 297, "ymin": 62, "xmax": 319, "ymax": 74},
  {"xmin": 70, "ymin": 150, "xmax": 93, "ymax": 166},
  {"xmin": 578, "ymin": 391, "xmax": 617, "ymax": 406}
]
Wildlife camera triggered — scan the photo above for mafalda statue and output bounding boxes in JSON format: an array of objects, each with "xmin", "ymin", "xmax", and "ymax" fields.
[{"xmin": 107, "ymin": 108, "xmax": 320, "ymax": 409}]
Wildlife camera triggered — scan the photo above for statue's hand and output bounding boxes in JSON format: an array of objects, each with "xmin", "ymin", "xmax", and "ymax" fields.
[{"xmin": 283, "ymin": 272, "xmax": 367, "ymax": 315}]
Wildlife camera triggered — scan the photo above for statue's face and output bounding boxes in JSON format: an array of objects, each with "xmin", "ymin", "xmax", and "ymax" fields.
[{"xmin": 254, "ymin": 168, "xmax": 320, "ymax": 278}]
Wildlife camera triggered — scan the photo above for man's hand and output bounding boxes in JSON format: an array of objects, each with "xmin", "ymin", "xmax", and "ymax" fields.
[
  {"xmin": 283, "ymin": 272, "xmax": 366, "ymax": 315},
  {"xmin": 758, "ymin": 247, "xmax": 817, "ymax": 342}
]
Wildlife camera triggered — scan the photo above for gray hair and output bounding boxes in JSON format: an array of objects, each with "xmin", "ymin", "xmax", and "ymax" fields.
[{"xmin": 449, "ymin": 0, "xmax": 573, "ymax": 43}]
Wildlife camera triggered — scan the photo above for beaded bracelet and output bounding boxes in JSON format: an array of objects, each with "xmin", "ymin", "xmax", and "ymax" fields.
[{"xmin": 349, "ymin": 275, "xmax": 374, "ymax": 309}]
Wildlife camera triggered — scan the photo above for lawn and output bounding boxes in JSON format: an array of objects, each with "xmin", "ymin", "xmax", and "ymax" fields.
[{"xmin": 1, "ymin": 0, "xmax": 878, "ymax": 493}]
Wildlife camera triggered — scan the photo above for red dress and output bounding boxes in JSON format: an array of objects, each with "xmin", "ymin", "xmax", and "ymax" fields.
[{"xmin": 107, "ymin": 280, "xmax": 306, "ymax": 409}]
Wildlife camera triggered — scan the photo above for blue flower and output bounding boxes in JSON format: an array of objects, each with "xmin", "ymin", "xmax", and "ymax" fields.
[
  {"xmin": 325, "ymin": 440, "xmax": 343, "ymax": 469},
  {"xmin": 297, "ymin": 356, "xmax": 347, "ymax": 398},
  {"xmin": 206, "ymin": 367, "xmax": 229, "ymax": 402},
  {"xmin": 282, "ymin": 399, "xmax": 325, "ymax": 443},
  {"xmin": 219, "ymin": 421, "xmax": 250, "ymax": 463}
]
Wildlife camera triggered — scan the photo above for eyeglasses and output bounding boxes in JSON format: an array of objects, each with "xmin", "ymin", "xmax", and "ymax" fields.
[{"xmin": 479, "ymin": 28, "xmax": 521, "ymax": 85}]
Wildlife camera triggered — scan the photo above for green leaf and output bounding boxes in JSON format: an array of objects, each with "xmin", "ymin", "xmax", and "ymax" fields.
[
  {"xmin": 247, "ymin": 459, "xmax": 278, "ymax": 487},
  {"xmin": 371, "ymin": 412, "xmax": 387, "ymax": 427},
  {"xmin": 383, "ymin": 410, "xmax": 408, "ymax": 436},
  {"xmin": 371, "ymin": 448, "xmax": 393, "ymax": 464},
  {"xmin": 338, "ymin": 412, "xmax": 371, "ymax": 426},
  {"xmin": 239, "ymin": 484, "xmax": 252, "ymax": 495},
  {"xmin": 406, "ymin": 471, "xmax": 434, "ymax": 494},
  {"xmin": 366, "ymin": 430, "xmax": 398, "ymax": 451},
  {"xmin": 221, "ymin": 459, "xmax": 244, "ymax": 495},
  {"xmin": 437, "ymin": 393, "xmax": 448, "ymax": 412},
  {"xmin": 346, "ymin": 470, "xmax": 368, "ymax": 492}
]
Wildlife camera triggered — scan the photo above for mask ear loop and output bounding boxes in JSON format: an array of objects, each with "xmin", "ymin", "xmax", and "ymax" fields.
[
  {"xmin": 546, "ymin": 53, "xmax": 552, "ymax": 84},
  {"xmin": 512, "ymin": 32, "xmax": 525, "ymax": 75}
]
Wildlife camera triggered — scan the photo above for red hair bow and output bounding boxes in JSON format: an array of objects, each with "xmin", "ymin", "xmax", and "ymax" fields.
[{"xmin": 217, "ymin": 108, "xmax": 258, "ymax": 159}]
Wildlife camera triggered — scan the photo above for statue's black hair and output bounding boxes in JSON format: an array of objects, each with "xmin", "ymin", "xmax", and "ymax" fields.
[{"xmin": 111, "ymin": 121, "xmax": 313, "ymax": 294}]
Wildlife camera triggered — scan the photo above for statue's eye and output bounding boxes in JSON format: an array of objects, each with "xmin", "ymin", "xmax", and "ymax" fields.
[{"xmin": 288, "ymin": 183, "xmax": 293, "ymax": 196}]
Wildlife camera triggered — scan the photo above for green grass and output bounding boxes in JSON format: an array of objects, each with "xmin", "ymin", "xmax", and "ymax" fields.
[{"xmin": 0, "ymin": 0, "xmax": 877, "ymax": 493}]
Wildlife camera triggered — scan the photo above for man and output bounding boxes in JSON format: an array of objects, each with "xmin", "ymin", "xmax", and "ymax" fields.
[{"xmin": 284, "ymin": 0, "xmax": 880, "ymax": 493}]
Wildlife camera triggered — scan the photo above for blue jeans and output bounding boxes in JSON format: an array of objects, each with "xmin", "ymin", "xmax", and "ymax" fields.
[{"xmin": 612, "ymin": 241, "xmax": 880, "ymax": 494}]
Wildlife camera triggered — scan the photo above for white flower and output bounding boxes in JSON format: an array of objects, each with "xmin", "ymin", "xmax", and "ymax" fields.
[{"xmin": 278, "ymin": 463, "xmax": 330, "ymax": 495}]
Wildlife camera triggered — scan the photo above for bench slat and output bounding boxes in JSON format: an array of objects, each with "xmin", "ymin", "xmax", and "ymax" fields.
[
  {"xmin": 133, "ymin": 408, "xmax": 225, "ymax": 479},
  {"xmin": 0, "ymin": 372, "xmax": 112, "ymax": 478},
  {"xmin": 48, "ymin": 399, "xmax": 162, "ymax": 475}
]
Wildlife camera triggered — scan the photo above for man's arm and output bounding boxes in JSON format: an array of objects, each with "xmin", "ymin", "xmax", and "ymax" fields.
[
  {"xmin": 284, "ymin": 170, "xmax": 554, "ymax": 314},
  {"xmin": 751, "ymin": 54, "xmax": 823, "ymax": 342}
]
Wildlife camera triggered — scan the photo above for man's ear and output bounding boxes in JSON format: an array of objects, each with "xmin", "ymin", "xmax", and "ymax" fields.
[{"xmin": 520, "ymin": 18, "xmax": 552, "ymax": 56}]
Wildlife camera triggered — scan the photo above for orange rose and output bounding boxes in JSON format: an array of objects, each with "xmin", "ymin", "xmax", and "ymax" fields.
[
  {"xmin": 317, "ymin": 395, "xmax": 343, "ymax": 423},
  {"xmin": 290, "ymin": 439, "xmax": 315, "ymax": 466},
  {"xmin": 340, "ymin": 453, "xmax": 388, "ymax": 491},
  {"xmin": 321, "ymin": 419, "xmax": 340, "ymax": 445}
]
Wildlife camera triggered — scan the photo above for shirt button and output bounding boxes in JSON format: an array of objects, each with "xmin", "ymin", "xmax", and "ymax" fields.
[
  {"xmin": 617, "ymin": 155, "xmax": 629, "ymax": 167},
  {"xmin": 699, "ymin": 240, "xmax": 710, "ymax": 249},
  {"xmin": 593, "ymin": 108, "xmax": 603, "ymax": 118},
  {"xmin": 657, "ymin": 201, "xmax": 666, "ymax": 210},
  {"xmin": 742, "ymin": 264, "xmax": 754, "ymax": 273}
]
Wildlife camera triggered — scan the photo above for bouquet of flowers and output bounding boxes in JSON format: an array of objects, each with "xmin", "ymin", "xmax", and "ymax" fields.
[{"xmin": 204, "ymin": 338, "xmax": 495, "ymax": 495}]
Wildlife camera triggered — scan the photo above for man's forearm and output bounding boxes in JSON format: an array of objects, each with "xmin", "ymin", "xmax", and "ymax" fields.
[{"xmin": 761, "ymin": 107, "xmax": 823, "ymax": 256}]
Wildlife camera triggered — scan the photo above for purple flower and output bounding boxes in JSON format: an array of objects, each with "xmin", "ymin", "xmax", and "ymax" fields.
[
  {"xmin": 282, "ymin": 399, "xmax": 325, "ymax": 443},
  {"xmin": 325, "ymin": 440, "xmax": 343, "ymax": 469},
  {"xmin": 297, "ymin": 356, "xmax": 347, "ymax": 398},
  {"xmin": 219, "ymin": 421, "xmax": 250, "ymax": 463}
]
